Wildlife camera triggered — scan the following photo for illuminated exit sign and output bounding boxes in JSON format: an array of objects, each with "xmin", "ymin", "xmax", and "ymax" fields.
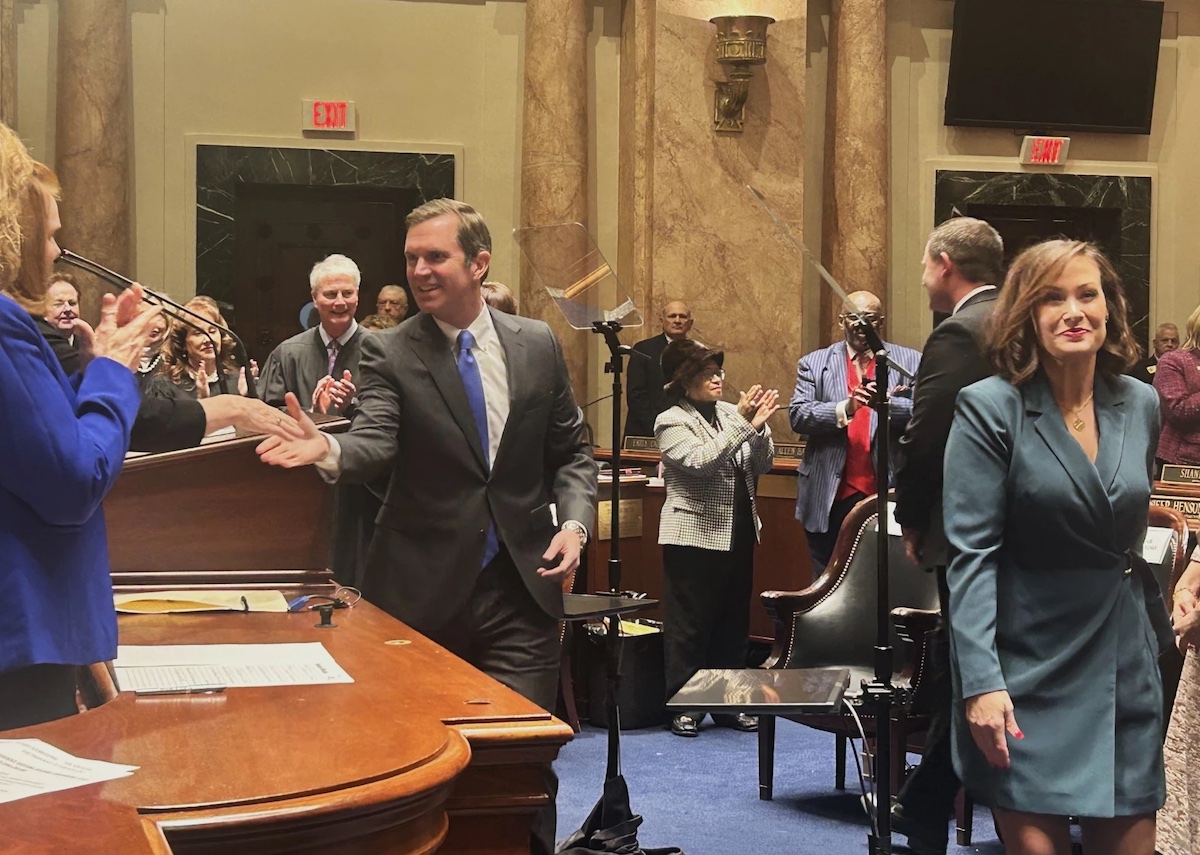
[
  {"xmin": 302, "ymin": 100, "xmax": 356, "ymax": 132},
  {"xmin": 1019, "ymin": 135, "xmax": 1070, "ymax": 165}
]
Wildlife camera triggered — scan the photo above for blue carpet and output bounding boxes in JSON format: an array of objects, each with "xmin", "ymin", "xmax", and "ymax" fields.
[{"xmin": 555, "ymin": 718, "xmax": 1005, "ymax": 854}]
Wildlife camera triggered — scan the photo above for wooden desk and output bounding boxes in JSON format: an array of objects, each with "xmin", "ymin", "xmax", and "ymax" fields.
[
  {"xmin": 587, "ymin": 449, "xmax": 812, "ymax": 642},
  {"xmin": 2, "ymin": 425, "xmax": 571, "ymax": 853},
  {"xmin": 4, "ymin": 605, "xmax": 572, "ymax": 854}
]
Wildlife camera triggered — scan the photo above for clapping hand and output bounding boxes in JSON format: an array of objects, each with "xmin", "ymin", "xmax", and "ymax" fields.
[
  {"xmin": 237, "ymin": 359, "xmax": 259, "ymax": 396},
  {"xmin": 311, "ymin": 370, "xmax": 355, "ymax": 414},
  {"xmin": 76, "ymin": 284, "xmax": 164, "ymax": 372},
  {"xmin": 737, "ymin": 384, "xmax": 781, "ymax": 430}
]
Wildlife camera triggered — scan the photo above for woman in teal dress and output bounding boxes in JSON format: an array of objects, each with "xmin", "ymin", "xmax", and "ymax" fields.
[{"xmin": 943, "ymin": 239, "xmax": 1169, "ymax": 855}]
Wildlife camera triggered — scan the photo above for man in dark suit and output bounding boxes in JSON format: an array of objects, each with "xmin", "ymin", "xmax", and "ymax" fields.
[
  {"xmin": 891, "ymin": 216, "xmax": 1004, "ymax": 855},
  {"xmin": 624, "ymin": 300, "xmax": 693, "ymax": 439},
  {"xmin": 37, "ymin": 272, "xmax": 82, "ymax": 374},
  {"xmin": 789, "ymin": 291, "xmax": 921, "ymax": 580},
  {"xmin": 257, "ymin": 199, "xmax": 596, "ymax": 855},
  {"xmin": 1129, "ymin": 321, "xmax": 1179, "ymax": 383}
]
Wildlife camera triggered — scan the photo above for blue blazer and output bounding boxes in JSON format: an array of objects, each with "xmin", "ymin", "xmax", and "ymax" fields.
[
  {"xmin": 788, "ymin": 340, "xmax": 921, "ymax": 533},
  {"xmin": 944, "ymin": 371, "xmax": 1168, "ymax": 817},
  {"xmin": 0, "ymin": 295, "xmax": 140, "ymax": 673}
]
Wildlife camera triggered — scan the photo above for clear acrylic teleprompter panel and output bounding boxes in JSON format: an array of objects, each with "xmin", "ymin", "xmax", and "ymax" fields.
[{"xmin": 513, "ymin": 223, "xmax": 643, "ymax": 331}]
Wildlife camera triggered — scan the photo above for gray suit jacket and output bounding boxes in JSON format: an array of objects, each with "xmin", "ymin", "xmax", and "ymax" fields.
[
  {"xmin": 655, "ymin": 399, "xmax": 774, "ymax": 551},
  {"xmin": 336, "ymin": 309, "xmax": 597, "ymax": 633},
  {"xmin": 789, "ymin": 340, "xmax": 922, "ymax": 533}
]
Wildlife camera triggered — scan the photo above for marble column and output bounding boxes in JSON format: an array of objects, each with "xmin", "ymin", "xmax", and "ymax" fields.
[
  {"xmin": 0, "ymin": 0, "xmax": 15, "ymax": 127},
  {"xmin": 55, "ymin": 0, "xmax": 131, "ymax": 319},
  {"xmin": 520, "ymin": 0, "xmax": 589, "ymax": 399},
  {"xmin": 822, "ymin": 0, "xmax": 888, "ymax": 337}
]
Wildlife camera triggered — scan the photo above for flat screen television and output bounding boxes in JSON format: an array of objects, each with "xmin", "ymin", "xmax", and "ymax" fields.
[{"xmin": 944, "ymin": 0, "xmax": 1164, "ymax": 135}]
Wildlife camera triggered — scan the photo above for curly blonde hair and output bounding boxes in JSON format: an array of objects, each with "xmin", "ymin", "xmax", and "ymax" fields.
[
  {"xmin": 987, "ymin": 239, "xmax": 1140, "ymax": 385},
  {"xmin": 157, "ymin": 296, "xmax": 237, "ymax": 385},
  {"xmin": 0, "ymin": 123, "xmax": 51, "ymax": 310}
]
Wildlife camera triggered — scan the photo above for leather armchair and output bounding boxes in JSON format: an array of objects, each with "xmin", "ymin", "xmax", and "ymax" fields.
[{"xmin": 757, "ymin": 492, "xmax": 941, "ymax": 801}]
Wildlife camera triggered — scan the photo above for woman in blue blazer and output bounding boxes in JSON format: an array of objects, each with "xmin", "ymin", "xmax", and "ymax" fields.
[
  {"xmin": 944, "ymin": 239, "xmax": 1168, "ymax": 854},
  {"xmin": 0, "ymin": 132, "xmax": 161, "ymax": 730},
  {"xmin": 655, "ymin": 339, "xmax": 778, "ymax": 737}
]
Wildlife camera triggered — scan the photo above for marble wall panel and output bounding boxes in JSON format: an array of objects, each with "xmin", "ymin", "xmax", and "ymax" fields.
[
  {"xmin": 195, "ymin": 145, "xmax": 454, "ymax": 307},
  {"xmin": 632, "ymin": 5, "xmax": 808, "ymax": 438},
  {"xmin": 935, "ymin": 170, "xmax": 1152, "ymax": 348}
]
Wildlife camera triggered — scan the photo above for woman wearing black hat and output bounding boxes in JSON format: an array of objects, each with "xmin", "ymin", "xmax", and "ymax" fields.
[{"xmin": 656, "ymin": 339, "xmax": 780, "ymax": 737}]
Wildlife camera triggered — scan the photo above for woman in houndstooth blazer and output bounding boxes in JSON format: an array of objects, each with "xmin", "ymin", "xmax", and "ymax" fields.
[{"xmin": 655, "ymin": 339, "xmax": 779, "ymax": 737}]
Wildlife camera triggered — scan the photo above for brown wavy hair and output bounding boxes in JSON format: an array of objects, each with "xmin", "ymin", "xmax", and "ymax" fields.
[
  {"xmin": 7, "ymin": 162, "xmax": 60, "ymax": 313},
  {"xmin": 158, "ymin": 296, "xmax": 237, "ymax": 385},
  {"xmin": 987, "ymin": 239, "xmax": 1140, "ymax": 385}
]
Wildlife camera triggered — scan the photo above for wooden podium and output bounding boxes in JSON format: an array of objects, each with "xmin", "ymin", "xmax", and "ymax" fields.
[{"xmin": 6, "ymin": 427, "xmax": 572, "ymax": 854}]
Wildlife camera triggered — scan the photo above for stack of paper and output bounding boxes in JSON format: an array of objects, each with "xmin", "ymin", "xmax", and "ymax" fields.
[
  {"xmin": 0, "ymin": 739, "xmax": 137, "ymax": 805},
  {"xmin": 114, "ymin": 642, "xmax": 354, "ymax": 691}
]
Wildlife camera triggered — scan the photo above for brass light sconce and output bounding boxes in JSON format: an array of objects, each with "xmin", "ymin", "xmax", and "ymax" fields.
[{"xmin": 710, "ymin": 15, "xmax": 773, "ymax": 133}]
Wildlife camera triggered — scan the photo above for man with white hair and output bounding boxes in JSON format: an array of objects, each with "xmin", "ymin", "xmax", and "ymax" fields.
[
  {"xmin": 260, "ymin": 254, "xmax": 365, "ymax": 415},
  {"xmin": 260, "ymin": 254, "xmax": 372, "ymax": 588}
]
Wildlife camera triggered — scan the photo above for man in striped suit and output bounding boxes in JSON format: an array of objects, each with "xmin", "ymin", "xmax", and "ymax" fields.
[{"xmin": 788, "ymin": 291, "xmax": 922, "ymax": 580}]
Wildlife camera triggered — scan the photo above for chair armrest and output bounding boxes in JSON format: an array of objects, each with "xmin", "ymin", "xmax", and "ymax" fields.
[
  {"xmin": 759, "ymin": 572, "xmax": 842, "ymax": 669},
  {"xmin": 892, "ymin": 607, "xmax": 940, "ymax": 712}
]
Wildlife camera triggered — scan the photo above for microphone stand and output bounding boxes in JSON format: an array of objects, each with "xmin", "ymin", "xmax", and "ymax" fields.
[
  {"xmin": 592, "ymin": 319, "xmax": 633, "ymax": 773},
  {"xmin": 55, "ymin": 249, "xmax": 258, "ymax": 398},
  {"xmin": 857, "ymin": 318, "xmax": 895, "ymax": 855}
]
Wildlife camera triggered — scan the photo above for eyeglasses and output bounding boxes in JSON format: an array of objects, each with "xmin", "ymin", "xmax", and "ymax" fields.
[
  {"xmin": 839, "ymin": 312, "xmax": 883, "ymax": 326},
  {"xmin": 707, "ymin": 369, "xmax": 726, "ymax": 381}
]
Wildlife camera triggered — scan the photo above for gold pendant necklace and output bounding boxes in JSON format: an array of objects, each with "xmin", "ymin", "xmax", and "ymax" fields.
[{"xmin": 1063, "ymin": 391, "xmax": 1094, "ymax": 432}]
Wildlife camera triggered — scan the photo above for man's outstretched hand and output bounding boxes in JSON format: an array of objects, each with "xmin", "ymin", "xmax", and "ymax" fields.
[{"xmin": 256, "ymin": 393, "xmax": 329, "ymax": 468}]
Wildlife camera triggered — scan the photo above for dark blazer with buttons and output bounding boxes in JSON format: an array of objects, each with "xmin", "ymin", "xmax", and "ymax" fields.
[
  {"xmin": 335, "ymin": 308, "xmax": 597, "ymax": 634},
  {"xmin": 625, "ymin": 334, "xmax": 672, "ymax": 440},
  {"xmin": 894, "ymin": 288, "xmax": 998, "ymax": 566},
  {"xmin": 1153, "ymin": 347, "xmax": 1200, "ymax": 464},
  {"xmin": 943, "ymin": 372, "xmax": 1168, "ymax": 817}
]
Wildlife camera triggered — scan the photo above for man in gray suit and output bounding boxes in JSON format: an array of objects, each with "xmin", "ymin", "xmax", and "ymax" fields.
[
  {"xmin": 257, "ymin": 199, "xmax": 596, "ymax": 855},
  {"xmin": 789, "ymin": 291, "xmax": 921, "ymax": 579},
  {"xmin": 891, "ymin": 217, "xmax": 1003, "ymax": 855}
]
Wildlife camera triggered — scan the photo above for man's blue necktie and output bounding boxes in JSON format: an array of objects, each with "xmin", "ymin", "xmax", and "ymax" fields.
[{"xmin": 457, "ymin": 330, "xmax": 499, "ymax": 567}]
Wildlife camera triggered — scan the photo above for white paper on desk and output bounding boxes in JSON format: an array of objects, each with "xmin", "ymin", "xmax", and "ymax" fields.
[
  {"xmin": 0, "ymin": 739, "xmax": 138, "ymax": 805},
  {"xmin": 113, "ymin": 642, "xmax": 353, "ymax": 691},
  {"xmin": 200, "ymin": 425, "xmax": 238, "ymax": 443},
  {"xmin": 1142, "ymin": 526, "xmax": 1173, "ymax": 566}
]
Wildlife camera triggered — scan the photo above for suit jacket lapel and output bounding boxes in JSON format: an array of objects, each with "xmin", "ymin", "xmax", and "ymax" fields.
[
  {"xmin": 1093, "ymin": 375, "xmax": 1126, "ymax": 492},
  {"xmin": 1027, "ymin": 373, "xmax": 1113, "ymax": 528},
  {"xmin": 410, "ymin": 313, "xmax": 488, "ymax": 471}
]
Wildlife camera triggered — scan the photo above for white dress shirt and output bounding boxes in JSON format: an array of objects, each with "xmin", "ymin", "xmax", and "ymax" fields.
[
  {"xmin": 318, "ymin": 319, "xmax": 359, "ymax": 349},
  {"xmin": 433, "ymin": 307, "xmax": 509, "ymax": 468}
]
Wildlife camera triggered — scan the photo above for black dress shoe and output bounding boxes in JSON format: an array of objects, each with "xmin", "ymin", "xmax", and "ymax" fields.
[
  {"xmin": 890, "ymin": 803, "xmax": 948, "ymax": 855},
  {"xmin": 670, "ymin": 714, "xmax": 699, "ymax": 737},
  {"xmin": 714, "ymin": 712, "xmax": 758, "ymax": 732}
]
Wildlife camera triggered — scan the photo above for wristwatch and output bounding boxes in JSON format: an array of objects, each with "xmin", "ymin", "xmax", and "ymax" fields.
[{"xmin": 561, "ymin": 520, "xmax": 589, "ymax": 549}]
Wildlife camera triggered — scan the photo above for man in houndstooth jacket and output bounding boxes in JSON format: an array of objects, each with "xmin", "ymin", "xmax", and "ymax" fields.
[{"xmin": 655, "ymin": 339, "xmax": 779, "ymax": 737}]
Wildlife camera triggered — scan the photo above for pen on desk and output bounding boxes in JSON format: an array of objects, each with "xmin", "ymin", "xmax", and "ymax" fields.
[{"xmin": 134, "ymin": 685, "xmax": 227, "ymax": 696}]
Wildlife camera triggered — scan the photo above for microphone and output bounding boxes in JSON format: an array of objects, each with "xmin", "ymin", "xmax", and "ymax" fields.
[{"xmin": 56, "ymin": 249, "xmax": 257, "ymax": 398}]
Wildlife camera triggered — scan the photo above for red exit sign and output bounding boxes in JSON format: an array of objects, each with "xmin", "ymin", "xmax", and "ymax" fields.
[
  {"xmin": 1019, "ymin": 135, "xmax": 1070, "ymax": 165},
  {"xmin": 301, "ymin": 99, "xmax": 356, "ymax": 133}
]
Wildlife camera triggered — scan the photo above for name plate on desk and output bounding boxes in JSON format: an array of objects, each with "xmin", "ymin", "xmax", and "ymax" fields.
[
  {"xmin": 1161, "ymin": 465, "xmax": 1200, "ymax": 485},
  {"xmin": 773, "ymin": 442, "xmax": 806, "ymax": 461},
  {"xmin": 1152, "ymin": 494, "xmax": 1200, "ymax": 528},
  {"xmin": 622, "ymin": 436, "xmax": 658, "ymax": 452},
  {"xmin": 597, "ymin": 498, "xmax": 644, "ymax": 540}
]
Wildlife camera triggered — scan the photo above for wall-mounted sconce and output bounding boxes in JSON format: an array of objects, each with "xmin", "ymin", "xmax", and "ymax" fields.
[{"xmin": 710, "ymin": 15, "xmax": 773, "ymax": 133}]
